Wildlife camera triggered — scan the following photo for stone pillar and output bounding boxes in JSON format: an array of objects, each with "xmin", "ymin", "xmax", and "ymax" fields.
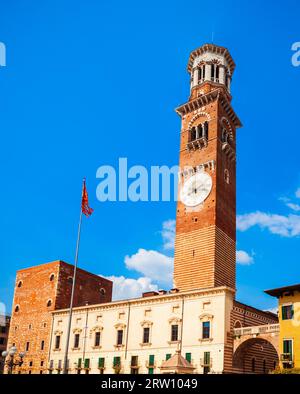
[
  {"xmin": 205, "ymin": 63, "xmax": 211, "ymax": 82},
  {"xmin": 219, "ymin": 66, "xmax": 225, "ymax": 85},
  {"xmin": 193, "ymin": 68, "xmax": 199, "ymax": 87}
]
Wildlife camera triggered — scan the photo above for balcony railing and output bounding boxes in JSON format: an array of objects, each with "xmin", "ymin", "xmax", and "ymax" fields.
[
  {"xmin": 186, "ymin": 137, "xmax": 208, "ymax": 151},
  {"xmin": 233, "ymin": 324, "xmax": 279, "ymax": 337}
]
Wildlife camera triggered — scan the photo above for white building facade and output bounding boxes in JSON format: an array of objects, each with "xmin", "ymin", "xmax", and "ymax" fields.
[{"xmin": 49, "ymin": 287, "xmax": 234, "ymax": 374}]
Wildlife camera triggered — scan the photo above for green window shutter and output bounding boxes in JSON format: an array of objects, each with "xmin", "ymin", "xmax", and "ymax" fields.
[
  {"xmin": 98, "ymin": 357, "xmax": 105, "ymax": 368},
  {"xmin": 84, "ymin": 358, "xmax": 90, "ymax": 369},
  {"xmin": 204, "ymin": 352, "xmax": 210, "ymax": 365},
  {"xmin": 113, "ymin": 356, "xmax": 121, "ymax": 366},
  {"xmin": 185, "ymin": 353, "xmax": 192, "ymax": 363},
  {"xmin": 149, "ymin": 355, "xmax": 155, "ymax": 365},
  {"xmin": 166, "ymin": 354, "xmax": 171, "ymax": 360},
  {"xmin": 148, "ymin": 367, "xmax": 154, "ymax": 374},
  {"xmin": 78, "ymin": 358, "xmax": 82, "ymax": 368}
]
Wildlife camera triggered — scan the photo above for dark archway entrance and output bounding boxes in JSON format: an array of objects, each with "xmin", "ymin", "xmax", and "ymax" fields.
[{"xmin": 233, "ymin": 338, "xmax": 279, "ymax": 374}]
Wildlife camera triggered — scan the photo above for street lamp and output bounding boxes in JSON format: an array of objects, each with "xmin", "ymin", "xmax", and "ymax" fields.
[{"xmin": 1, "ymin": 346, "xmax": 26, "ymax": 374}]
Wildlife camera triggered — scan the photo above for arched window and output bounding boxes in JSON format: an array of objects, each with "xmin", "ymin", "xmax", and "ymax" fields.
[
  {"xmin": 234, "ymin": 320, "xmax": 241, "ymax": 328},
  {"xmin": 17, "ymin": 280, "xmax": 23, "ymax": 288},
  {"xmin": 251, "ymin": 358, "xmax": 256, "ymax": 373},
  {"xmin": 211, "ymin": 64, "xmax": 215, "ymax": 80},
  {"xmin": 224, "ymin": 169, "xmax": 230, "ymax": 184},
  {"xmin": 47, "ymin": 299, "xmax": 52, "ymax": 307},
  {"xmin": 49, "ymin": 274, "xmax": 55, "ymax": 282},
  {"xmin": 204, "ymin": 122, "xmax": 209, "ymax": 139},
  {"xmin": 216, "ymin": 65, "xmax": 219, "ymax": 81},
  {"xmin": 15, "ymin": 305, "xmax": 20, "ymax": 313},
  {"xmin": 100, "ymin": 288, "xmax": 106, "ymax": 296},
  {"xmin": 263, "ymin": 359, "xmax": 267, "ymax": 374},
  {"xmin": 190, "ymin": 127, "xmax": 196, "ymax": 141}
]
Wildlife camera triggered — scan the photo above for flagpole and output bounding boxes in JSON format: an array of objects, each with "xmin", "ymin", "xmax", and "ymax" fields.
[{"xmin": 62, "ymin": 179, "xmax": 84, "ymax": 374}]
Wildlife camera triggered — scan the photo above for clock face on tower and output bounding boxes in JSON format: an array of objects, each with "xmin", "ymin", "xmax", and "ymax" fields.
[{"xmin": 180, "ymin": 172, "xmax": 212, "ymax": 207}]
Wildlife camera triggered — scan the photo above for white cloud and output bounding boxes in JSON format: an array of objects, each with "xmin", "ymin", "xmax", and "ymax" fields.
[
  {"xmin": 125, "ymin": 248, "xmax": 173, "ymax": 284},
  {"xmin": 237, "ymin": 211, "xmax": 300, "ymax": 237},
  {"xmin": 161, "ymin": 219, "xmax": 176, "ymax": 250},
  {"xmin": 286, "ymin": 202, "xmax": 300, "ymax": 212},
  {"xmin": 296, "ymin": 188, "xmax": 300, "ymax": 198},
  {"xmin": 265, "ymin": 307, "xmax": 278, "ymax": 315},
  {"xmin": 106, "ymin": 275, "xmax": 158, "ymax": 301},
  {"xmin": 236, "ymin": 250, "xmax": 254, "ymax": 265}
]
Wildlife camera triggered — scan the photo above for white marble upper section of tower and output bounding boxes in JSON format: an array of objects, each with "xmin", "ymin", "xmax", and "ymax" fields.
[{"xmin": 187, "ymin": 44, "xmax": 235, "ymax": 94}]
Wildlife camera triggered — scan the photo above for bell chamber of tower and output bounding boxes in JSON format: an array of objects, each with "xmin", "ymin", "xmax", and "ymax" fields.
[{"xmin": 173, "ymin": 44, "xmax": 242, "ymax": 293}]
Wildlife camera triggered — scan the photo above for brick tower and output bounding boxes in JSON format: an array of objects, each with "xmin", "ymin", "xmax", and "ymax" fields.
[
  {"xmin": 174, "ymin": 44, "xmax": 242, "ymax": 292},
  {"xmin": 7, "ymin": 261, "xmax": 112, "ymax": 374}
]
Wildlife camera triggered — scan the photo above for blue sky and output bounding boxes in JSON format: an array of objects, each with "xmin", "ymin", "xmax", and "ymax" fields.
[{"xmin": 0, "ymin": 0, "xmax": 300, "ymax": 314}]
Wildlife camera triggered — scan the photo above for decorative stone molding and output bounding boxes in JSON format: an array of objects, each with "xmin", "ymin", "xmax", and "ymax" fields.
[
  {"xmin": 188, "ymin": 111, "xmax": 211, "ymax": 131},
  {"xmin": 90, "ymin": 325, "xmax": 103, "ymax": 334},
  {"xmin": 72, "ymin": 328, "xmax": 82, "ymax": 334},
  {"xmin": 168, "ymin": 317, "xmax": 182, "ymax": 324},
  {"xmin": 114, "ymin": 322, "xmax": 126, "ymax": 330},
  {"xmin": 199, "ymin": 313, "xmax": 214, "ymax": 321},
  {"xmin": 140, "ymin": 320, "xmax": 153, "ymax": 328},
  {"xmin": 54, "ymin": 330, "xmax": 63, "ymax": 336}
]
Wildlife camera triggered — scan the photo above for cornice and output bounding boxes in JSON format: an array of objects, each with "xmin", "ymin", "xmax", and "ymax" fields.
[
  {"xmin": 175, "ymin": 89, "xmax": 242, "ymax": 128},
  {"xmin": 52, "ymin": 286, "xmax": 235, "ymax": 317}
]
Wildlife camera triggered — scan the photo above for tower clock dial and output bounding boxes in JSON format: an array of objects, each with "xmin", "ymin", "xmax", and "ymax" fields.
[{"xmin": 180, "ymin": 172, "xmax": 212, "ymax": 207}]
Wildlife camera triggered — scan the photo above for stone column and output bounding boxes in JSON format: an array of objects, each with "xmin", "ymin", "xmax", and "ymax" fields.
[
  {"xmin": 205, "ymin": 63, "xmax": 211, "ymax": 82},
  {"xmin": 193, "ymin": 68, "xmax": 199, "ymax": 87},
  {"xmin": 219, "ymin": 66, "xmax": 225, "ymax": 85}
]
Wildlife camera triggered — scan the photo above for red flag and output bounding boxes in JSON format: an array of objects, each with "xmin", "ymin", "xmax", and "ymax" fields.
[{"xmin": 81, "ymin": 179, "xmax": 93, "ymax": 217}]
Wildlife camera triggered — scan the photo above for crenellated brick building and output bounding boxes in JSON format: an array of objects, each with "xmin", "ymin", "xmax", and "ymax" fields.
[{"xmin": 6, "ymin": 260, "xmax": 112, "ymax": 374}]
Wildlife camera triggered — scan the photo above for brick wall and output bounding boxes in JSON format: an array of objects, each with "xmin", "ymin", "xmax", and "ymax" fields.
[{"xmin": 6, "ymin": 261, "xmax": 112, "ymax": 374}]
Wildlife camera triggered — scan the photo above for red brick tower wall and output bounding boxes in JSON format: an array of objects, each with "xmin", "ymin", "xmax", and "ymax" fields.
[{"xmin": 6, "ymin": 261, "xmax": 112, "ymax": 374}]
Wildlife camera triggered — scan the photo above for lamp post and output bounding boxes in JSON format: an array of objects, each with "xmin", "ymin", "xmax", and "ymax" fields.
[{"xmin": 1, "ymin": 346, "xmax": 26, "ymax": 374}]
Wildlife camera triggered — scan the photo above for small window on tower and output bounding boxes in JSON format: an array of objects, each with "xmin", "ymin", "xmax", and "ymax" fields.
[
  {"xmin": 17, "ymin": 280, "xmax": 23, "ymax": 288},
  {"xmin": 47, "ymin": 299, "xmax": 52, "ymax": 307},
  {"xmin": 15, "ymin": 305, "xmax": 20, "ymax": 313},
  {"xmin": 216, "ymin": 65, "xmax": 220, "ymax": 81},
  {"xmin": 49, "ymin": 274, "xmax": 55, "ymax": 281},
  {"xmin": 204, "ymin": 122, "xmax": 209, "ymax": 139},
  {"xmin": 190, "ymin": 127, "xmax": 196, "ymax": 142},
  {"xmin": 224, "ymin": 169, "xmax": 230, "ymax": 184}
]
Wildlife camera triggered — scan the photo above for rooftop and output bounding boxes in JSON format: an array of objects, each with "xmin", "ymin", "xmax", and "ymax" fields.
[{"xmin": 265, "ymin": 283, "xmax": 300, "ymax": 298}]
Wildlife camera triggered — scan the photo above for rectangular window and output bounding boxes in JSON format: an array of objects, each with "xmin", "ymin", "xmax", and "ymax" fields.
[
  {"xmin": 95, "ymin": 332, "xmax": 101, "ymax": 347},
  {"xmin": 149, "ymin": 354, "xmax": 155, "ymax": 366},
  {"xmin": 143, "ymin": 327, "xmax": 150, "ymax": 344},
  {"xmin": 203, "ymin": 351, "xmax": 211, "ymax": 374},
  {"xmin": 26, "ymin": 342, "xmax": 30, "ymax": 351},
  {"xmin": 113, "ymin": 356, "xmax": 121, "ymax": 367},
  {"xmin": 117, "ymin": 329, "xmax": 123, "ymax": 345},
  {"xmin": 131, "ymin": 355, "xmax": 138, "ymax": 367},
  {"xmin": 282, "ymin": 305, "xmax": 294, "ymax": 320},
  {"xmin": 58, "ymin": 360, "xmax": 62, "ymax": 370},
  {"xmin": 202, "ymin": 321, "xmax": 210, "ymax": 339},
  {"xmin": 185, "ymin": 353, "xmax": 192, "ymax": 363},
  {"xmin": 283, "ymin": 339, "xmax": 293, "ymax": 356},
  {"xmin": 55, "ymin": 335, "xmax": 60, "ymax": 350},
  {"xmin": 74, "ymin": 333, "xmax": 80, "ymax": 348},
  {"xmin": 98, "ymin": 357, "xmax": 105, "ymax": 368},
  {"xmin": 41, "ymin": 340, "xmax": 45, "ymax": 350},
  {"xmin": 171, "ymin": 324, "xmax": 178, "ymax": 342},
  {"xmin": 0, "ymin": 338, "xmax": 5, "ymax": 345},
  {"xmin": 166, "ymin": 354, "xmax": 171, "ymax": 360},
  {"xmin": 84, "ymin": 358, "xmax": 90, "ymax": 369},
  {"xmin": 131, "ymin": 356, "xmax": 139, "ymax": 374},
  {"xmin": 78, "ymin": 358, "xmax": 82, "ymax": 368},
  {"xmin": 148, "ymin": 367, "xmax": 154, "ymax": 374}
]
